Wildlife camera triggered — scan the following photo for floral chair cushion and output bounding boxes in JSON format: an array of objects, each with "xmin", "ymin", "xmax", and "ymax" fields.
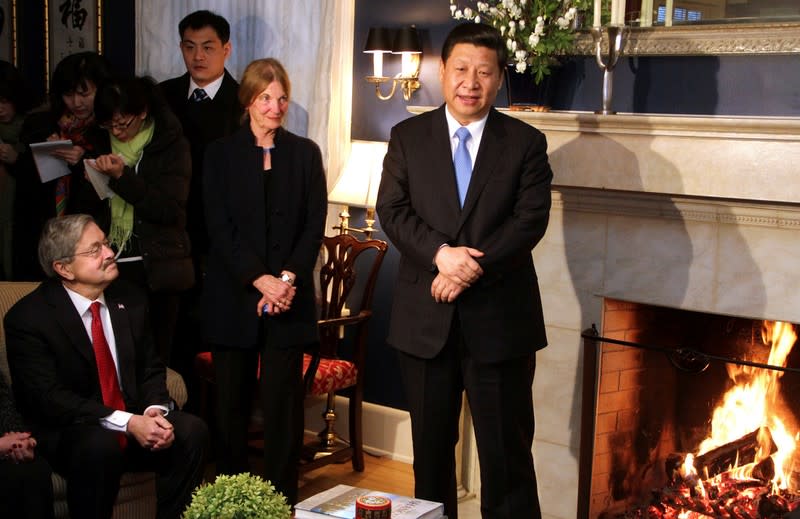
[{"xmin": 302, "ymin": 354, "xmax": 358, "ymax": 395}]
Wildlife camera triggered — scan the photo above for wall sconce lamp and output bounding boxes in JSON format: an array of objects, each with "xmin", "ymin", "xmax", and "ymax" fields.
[
  {"xmin": 328, "ymin": 140, "xmax": 389, "ymax": 239},
  {"xmin": 364, "ymin": 26, "xmax": 422, "ymax": 102}
]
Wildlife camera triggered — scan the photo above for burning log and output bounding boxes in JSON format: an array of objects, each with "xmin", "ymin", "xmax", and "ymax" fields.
[
  {"xmin": 693, "ymin": 427, "xmax": 777, "ymax": 480},
  {"xmin": 759, "ymin": 493, "xmax": 791, "ymax": 518}
]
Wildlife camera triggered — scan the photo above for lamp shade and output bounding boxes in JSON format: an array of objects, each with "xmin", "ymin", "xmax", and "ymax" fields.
[
  {"xmin": 364, "ymin": 27, "xmax": 393, "ymax": 53},
  {"xmin": 328, "ymin": 141, "xmax": 389, "ymax": 208},
  {"xmin": 392, "ymin": 26, "xmax": 421, "ymax": 53}
]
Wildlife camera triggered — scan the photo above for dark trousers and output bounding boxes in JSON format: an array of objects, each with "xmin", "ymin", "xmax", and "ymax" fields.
[
  {"xmin": 41, "ymin": 410, "xmax": 208, "ymax": 519},
  {"xmin": 0, "ymin": 455, "xmax": 54, "ymax": 519},
  {"xmin": 171, "ymin": 254, "xmax": 207, "ymax": 383},
  {"xmin": 397, "ymin": 319, "xmax": 541, "ymax": 519},
  {"xmin": 212, "ymin": 343, "xmax": 304, "ymax": 505},
  {"xmin": 117, "ymin": 260, "xmax": 182, "ymax": 367}
]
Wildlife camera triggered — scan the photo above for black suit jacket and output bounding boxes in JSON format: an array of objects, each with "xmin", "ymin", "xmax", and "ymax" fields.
[
  {"xmin": 202, "ymin": 125, "xmax": 328, "ymax": 349},
  {"xmin": 4, "ymin": 279, "xmax": 169, "ymax": 437},
  {"xmin": 376, "ymin": 105, "xmax": 553, "ymax": 362},
  {"xmin": 160, "ymin": 70, "xmax": 243, "ymax": 254}
]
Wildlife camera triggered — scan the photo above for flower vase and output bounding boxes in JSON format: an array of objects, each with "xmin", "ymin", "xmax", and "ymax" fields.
[{"xmin": 505, "ymin": 65, "xmax": 560, "ymax": 112}]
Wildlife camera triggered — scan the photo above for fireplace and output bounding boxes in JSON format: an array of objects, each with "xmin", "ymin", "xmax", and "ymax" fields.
[{"xmin": 579, "ymin": 299, "xmax": 800, "ymax": 518}]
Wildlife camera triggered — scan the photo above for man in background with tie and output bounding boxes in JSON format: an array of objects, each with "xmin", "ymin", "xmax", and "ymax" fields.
[
  {"xmin": 159, "ymin": 10, "xmax": 243, "ymax": 380},
  {"xmin": 4, "ymin": 214, "xmax": 208, "ymax": 519},
  {"xmin": 376, "ymin": 23, "xmax": 553, "ymax": 519}
]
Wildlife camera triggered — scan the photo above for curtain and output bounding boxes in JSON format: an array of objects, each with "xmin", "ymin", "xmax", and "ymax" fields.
[{"xmin": 134, "ymin": 0, "xmax": 354, "ymax": 186}]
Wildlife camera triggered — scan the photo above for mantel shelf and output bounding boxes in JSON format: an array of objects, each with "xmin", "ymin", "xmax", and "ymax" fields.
[
  {"xmin": 407, "ymin": 106, "xmax": 800, "ymax": 141},
  {"xmin": 406, "ymin": 106, "xmax": 800, "ymax": 204}
]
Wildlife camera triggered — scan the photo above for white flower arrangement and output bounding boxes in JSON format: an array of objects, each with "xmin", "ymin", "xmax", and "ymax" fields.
[{"xmin": 449, "ymin": 0, "xmax": 597, "ymax": 83}]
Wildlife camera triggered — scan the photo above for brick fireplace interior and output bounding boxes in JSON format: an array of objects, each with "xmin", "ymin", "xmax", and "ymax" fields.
[{"xmin": 580, "ymin": 298, "xmax": 800, "ymax": 518}]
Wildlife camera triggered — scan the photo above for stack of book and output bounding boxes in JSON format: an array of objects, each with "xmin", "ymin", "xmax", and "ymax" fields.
[{"xmin": 295, "ymin": 484, "xmax": 445, "ymax": 519}]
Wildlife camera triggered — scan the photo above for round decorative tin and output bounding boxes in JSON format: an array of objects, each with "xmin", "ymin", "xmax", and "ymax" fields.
[{"xmin": 355, "ymin": 494, "xmax": 391, "ymax": 518}]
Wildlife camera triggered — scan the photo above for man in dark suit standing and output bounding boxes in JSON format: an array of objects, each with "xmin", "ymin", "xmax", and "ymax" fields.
[
  {"xmin": 5, "ymin": 214, "xmax": 208, "ymax": 519},
  {"xmin": 159, "ymin": 10, "xmax": 243, "ymax": 376},
  {"xmin": 376, "ymin": 23, "xmax": 553, "ymax": 519}
]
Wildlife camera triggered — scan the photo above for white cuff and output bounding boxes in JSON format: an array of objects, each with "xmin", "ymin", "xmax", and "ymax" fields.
[
  {"xmin": 144, "ymin": 404, "xmax": 171, "ymax": 417},
  {"xmin": 100, "ymin": 410, "xmax": 133, "ymax": 432}
]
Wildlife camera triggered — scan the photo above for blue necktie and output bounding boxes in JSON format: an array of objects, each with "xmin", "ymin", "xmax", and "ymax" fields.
[
  {"xmin": 190, "ymin": 88, "xmax": 209, "ymax": 102},
  {"xmin": 454, "ymin": 127, "xmax": 472, "ymax": 207}
]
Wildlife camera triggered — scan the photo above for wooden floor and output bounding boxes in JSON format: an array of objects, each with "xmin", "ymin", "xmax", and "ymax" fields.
[
  {"xmin": 236, "ymin": 434, "xmax": 415, "ymax": 502},
  {"xmin": 297, "ymin": 449, "xmax": 414, "ymax": 502}
]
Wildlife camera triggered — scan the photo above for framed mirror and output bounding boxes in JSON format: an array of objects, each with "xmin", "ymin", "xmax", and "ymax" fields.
[{"xmin": 574, "ymin": 0, "xmax": 800, "ymax": 55}]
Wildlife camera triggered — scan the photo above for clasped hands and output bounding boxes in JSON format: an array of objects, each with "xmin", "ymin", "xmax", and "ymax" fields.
[
  {"xmin": 92, "ymin": 154, "xmax": 126, "ymax": 180},
  {"xmin": 253, "ymin": 272, "xmax": 296, "ymax": 317},
  {"xmin": 128, "ymin": 408, "xmax": 174, "ymax": 451},
  {"xmin": 0, "ymin": 431, "xmax": 37, "ymax": 463},
  {"xmin": 431, "ymin": 245, "xmax": 484, "ymax": 303}
]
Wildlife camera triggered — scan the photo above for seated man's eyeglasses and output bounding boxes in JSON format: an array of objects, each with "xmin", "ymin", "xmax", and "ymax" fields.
[{"xmin": 60, "ymin": 239, "xmax": 113, "ymax": 260}]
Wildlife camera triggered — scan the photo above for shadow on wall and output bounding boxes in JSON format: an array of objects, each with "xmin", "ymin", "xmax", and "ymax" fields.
[
  {"xmin": 544, "ymin": 121, "xmax": 768, "ymax": 512},
  {"xmin": 553, "ymin": 132, "xmax": 694, "ymax": 506},
  {"xmin": 630, "ymin": 56, "xmax": 720, "ymax": 114},
  {"xmin": 229, "ymin": 15, "xmax": 272, "ymax": 77}
]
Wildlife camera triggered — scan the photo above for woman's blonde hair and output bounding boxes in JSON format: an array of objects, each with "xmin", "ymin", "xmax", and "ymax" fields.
[{"xmin": 238, "ymin": 58, "xmax": 291, "ymax": 116}]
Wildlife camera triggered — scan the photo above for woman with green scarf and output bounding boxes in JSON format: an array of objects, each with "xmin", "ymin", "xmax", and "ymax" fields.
[{"xmin": 91, "ymin": 76, "xmax": 193, "ymax": 366}]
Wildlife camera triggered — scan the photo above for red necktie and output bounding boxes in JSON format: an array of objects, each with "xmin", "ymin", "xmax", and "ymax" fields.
[{"xmin": 90, "ymin": 301, "xmax": 127, "ymax": 449}]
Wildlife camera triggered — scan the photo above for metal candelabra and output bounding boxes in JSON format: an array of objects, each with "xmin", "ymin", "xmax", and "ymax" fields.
[{"xmin": 590, "ymin": 25, "xmax": 627, "ymax": 115}]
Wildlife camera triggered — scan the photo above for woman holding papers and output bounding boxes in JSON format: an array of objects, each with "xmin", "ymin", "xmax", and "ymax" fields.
[
  {"xmin": 12, "ymin": 52, "xmax": 113, "ymax": 280},
  {"xmin": 90, "ymin": 75, "xmax": 193, "ymax": 365}
]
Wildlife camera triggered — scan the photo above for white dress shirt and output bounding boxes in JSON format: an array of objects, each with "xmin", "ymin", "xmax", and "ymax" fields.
[
  {"xmin": 64, "ymin": 286, "xmax": 168, "ymax": 433},
  {"xmin": 187, "ymin": 73, "xmax": 224, "ymax": 100}
]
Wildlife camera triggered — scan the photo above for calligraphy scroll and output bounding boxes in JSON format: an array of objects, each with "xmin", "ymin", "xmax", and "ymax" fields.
[{"xmin": 48, "ymin": 0, "xmax": 99, "ymax": 78}]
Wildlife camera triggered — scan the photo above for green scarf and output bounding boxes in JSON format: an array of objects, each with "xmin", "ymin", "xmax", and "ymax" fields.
[{"xmin": 108, "ymin": 121, "xmax": 155, "ymax": 253}]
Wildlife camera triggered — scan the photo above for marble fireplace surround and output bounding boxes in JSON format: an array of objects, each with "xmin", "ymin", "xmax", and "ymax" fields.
[{"xmin": 406, "ymin": 107, "xmax": 800, "ymax": 518}]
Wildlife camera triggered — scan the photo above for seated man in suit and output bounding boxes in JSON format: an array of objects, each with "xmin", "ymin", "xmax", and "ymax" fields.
[{"xmin": 4, "ymin": 214, "xmax": 208, "ymax": 519}]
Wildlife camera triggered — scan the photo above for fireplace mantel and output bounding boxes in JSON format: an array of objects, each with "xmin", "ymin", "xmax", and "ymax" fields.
[{"xmin": 407, "ymin": 107, "xmax": 800, "ymax": 205}]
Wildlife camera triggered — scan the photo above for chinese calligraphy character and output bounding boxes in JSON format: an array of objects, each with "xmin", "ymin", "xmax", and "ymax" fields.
[{"xmin": 59, "ymin": 0, "xmax": 88, "ymax": 31}]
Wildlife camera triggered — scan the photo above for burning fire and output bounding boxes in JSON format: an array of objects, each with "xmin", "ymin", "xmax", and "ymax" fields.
[{"xmin": 692, "ymin": 321, "xmax": 798, "ymax": 492}]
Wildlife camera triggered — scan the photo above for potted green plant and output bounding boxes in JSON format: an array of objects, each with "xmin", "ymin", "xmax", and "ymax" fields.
[
  {"xmin": 449, "ymin": 0, "xmax": 602, "ymax": 85},
  {"xmin": 182, "ymin": 473, "xmax": 292, "ymax": 519}
]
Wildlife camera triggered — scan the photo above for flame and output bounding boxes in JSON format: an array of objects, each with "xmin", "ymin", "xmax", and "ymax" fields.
[{"xmin": 693, "ymin": 321, "xmax": 797, "ymax": 491}]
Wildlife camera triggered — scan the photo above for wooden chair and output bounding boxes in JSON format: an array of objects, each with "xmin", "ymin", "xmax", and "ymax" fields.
[
  {"xmin": 0, "ymin": 281, "xmax": 188, "ymax": 519},
  {"xmin": 300, "ymin": 233, "xmax": 388, "ymax": 473}
]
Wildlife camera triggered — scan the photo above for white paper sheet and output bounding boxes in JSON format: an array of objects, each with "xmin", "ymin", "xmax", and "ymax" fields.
[
  {"xmin": 29, "ymin": 140, "xmax": 73, "ymax": 183},
  {"xmin": 83, "ymin": 158, "xmax": 115, "ymax": 200}
]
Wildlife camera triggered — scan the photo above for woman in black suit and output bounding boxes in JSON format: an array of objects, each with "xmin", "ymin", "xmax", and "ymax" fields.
[
  {"xmin": 0, "ymin": 375, "xmax": 53, "ymax": 518},
  {"xmin": 202, "ymin": 58, "xmax": 327, "ymax": 505}
]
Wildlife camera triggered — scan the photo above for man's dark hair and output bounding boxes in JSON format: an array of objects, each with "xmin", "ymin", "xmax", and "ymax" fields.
[
  {"xmin": 441, "ymin": 23, "xmax": 508, "ymax": 71},
  {"xmin": 179, "ymin": 10, "xmax": 231, "ymax": 44}
]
